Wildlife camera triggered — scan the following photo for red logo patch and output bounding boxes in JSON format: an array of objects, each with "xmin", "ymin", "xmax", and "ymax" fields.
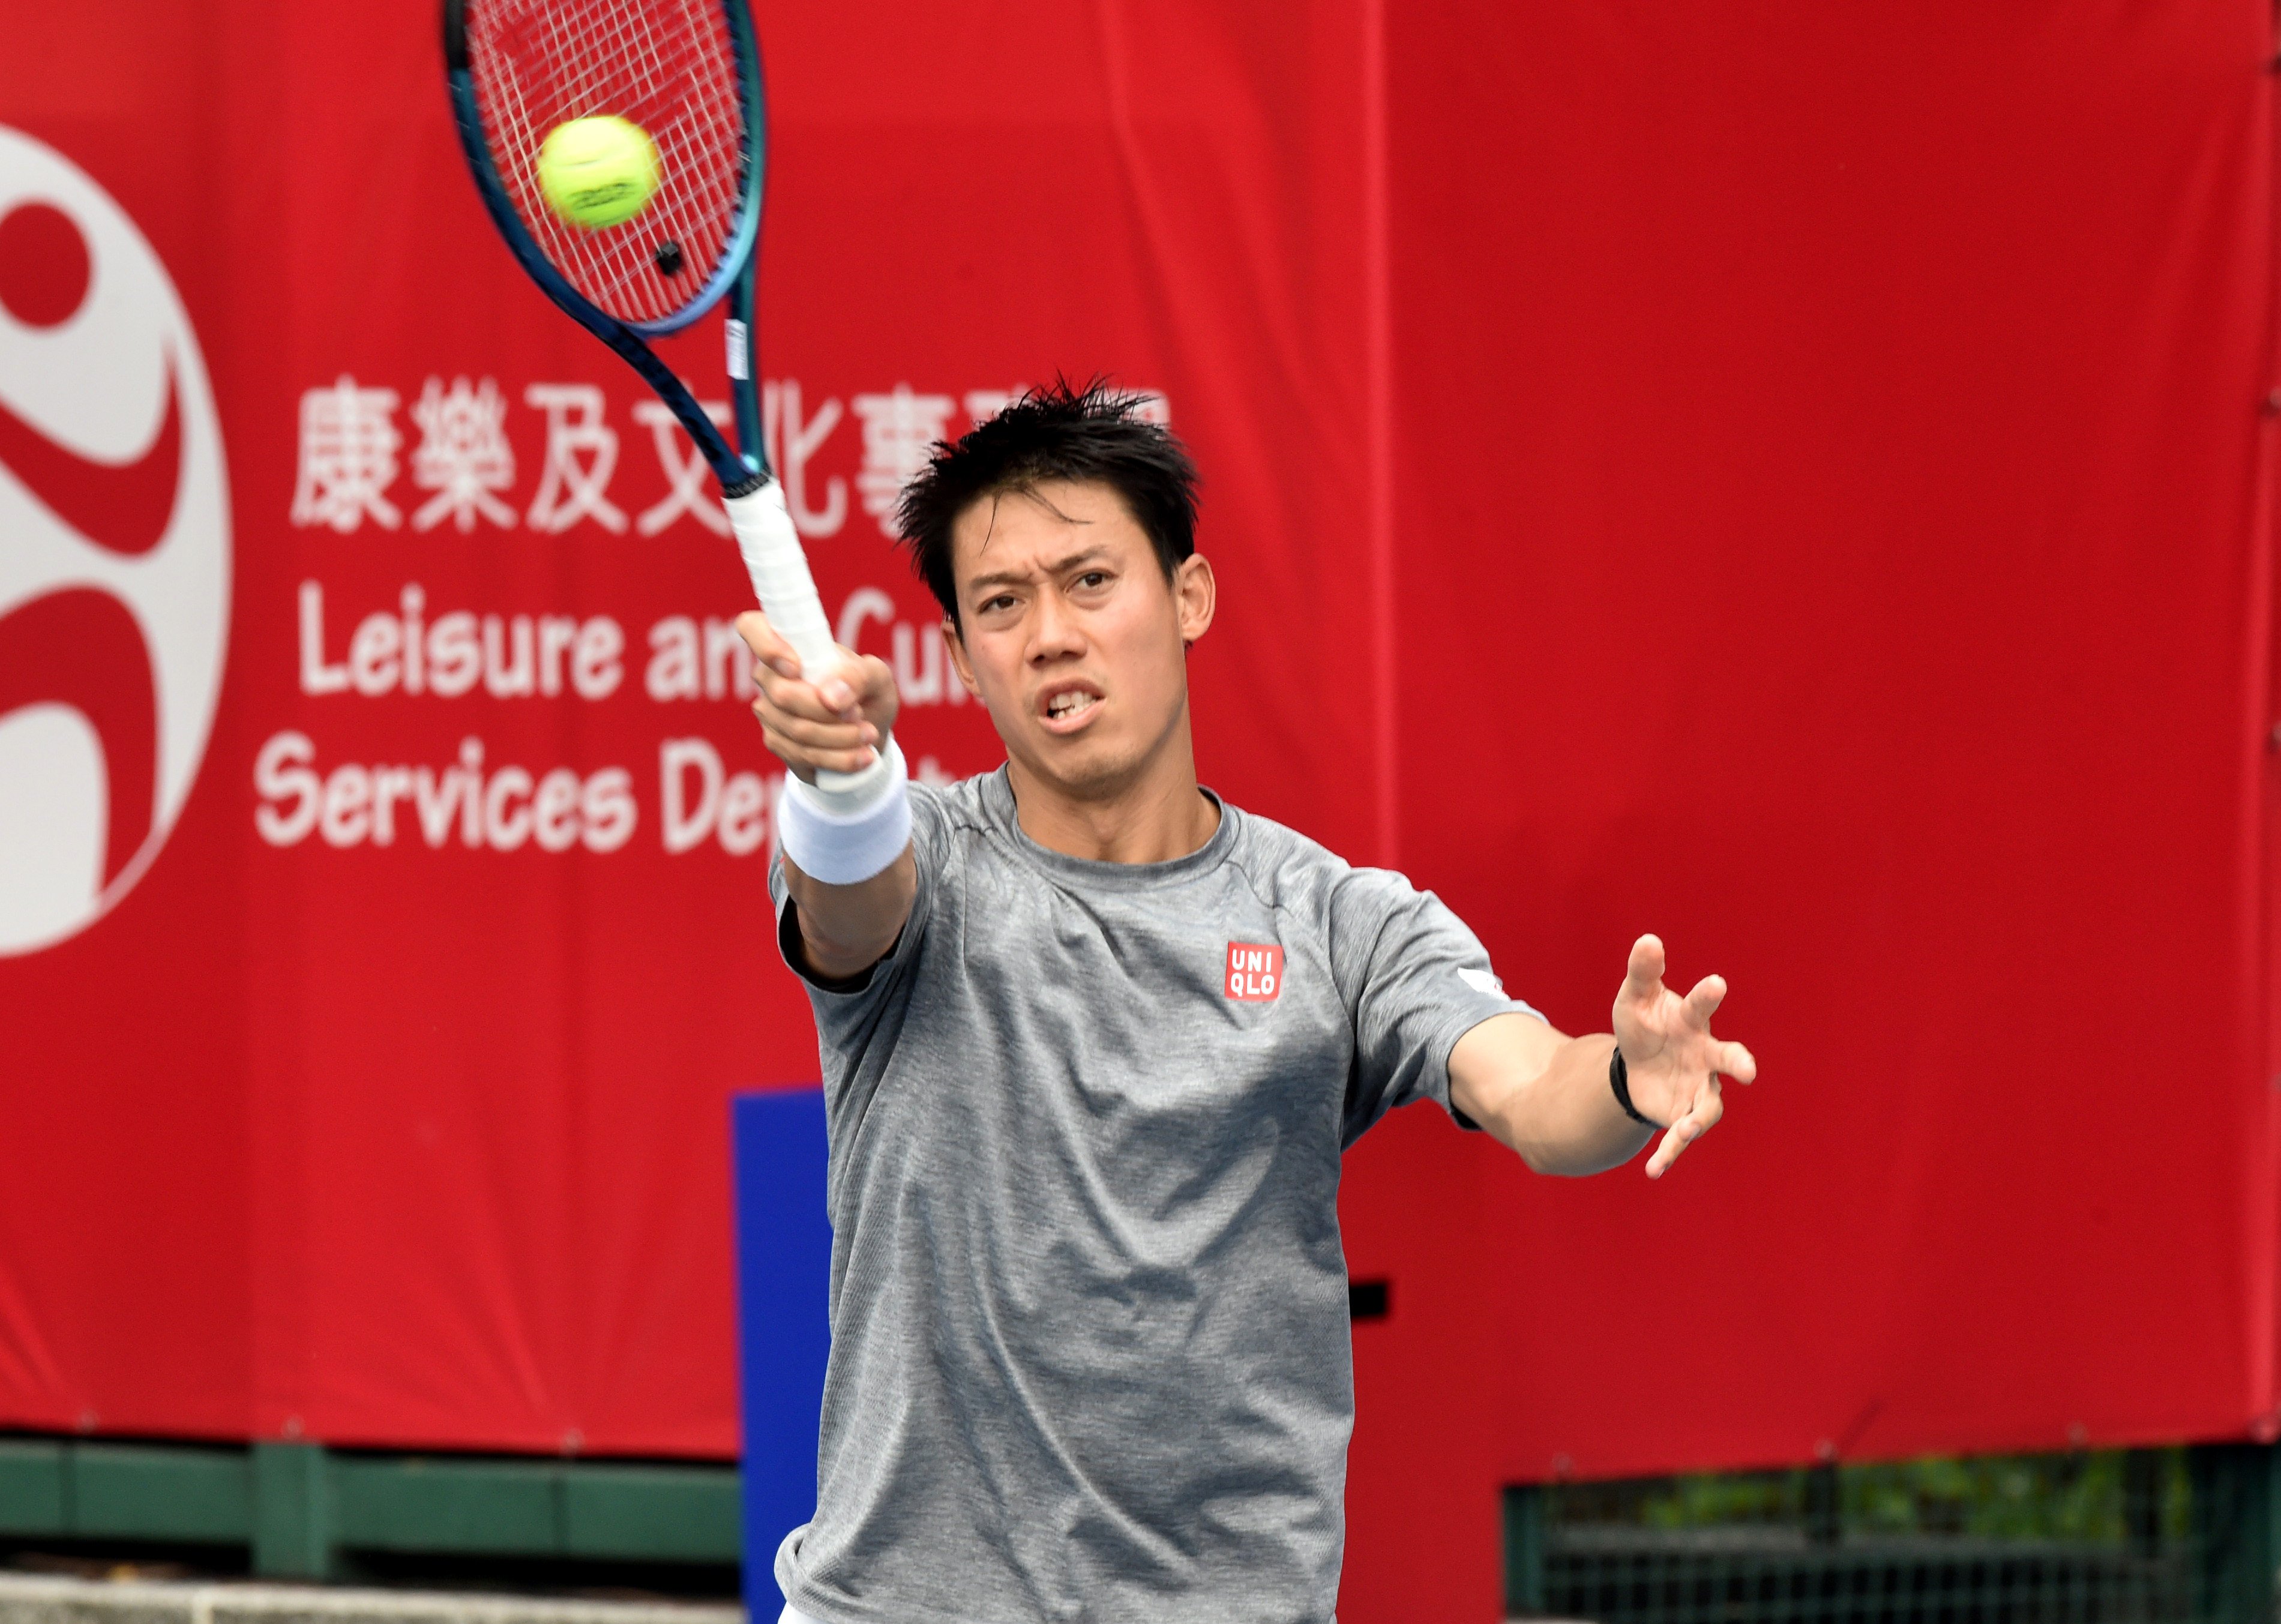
[{"xmin": 1225, "ymin": 942, "xmax": 1284, "ymax": 1002}]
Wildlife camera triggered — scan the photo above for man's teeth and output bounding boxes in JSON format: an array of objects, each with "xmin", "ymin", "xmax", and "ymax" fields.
[{"xmin": 1048, "ymin": 693, "xmax": 1098, "ymax": 720}]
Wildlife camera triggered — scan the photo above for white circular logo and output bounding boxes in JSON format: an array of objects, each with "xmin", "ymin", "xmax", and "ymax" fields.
[{"xmin": 0, "ymin": 127, "xmax": 231, "ymax": 956}]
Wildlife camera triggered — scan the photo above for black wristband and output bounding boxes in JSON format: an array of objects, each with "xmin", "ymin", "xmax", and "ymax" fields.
[{"xmin": 1610, "ymin": 1045, "xmax": 1660, "ymax": 1129}]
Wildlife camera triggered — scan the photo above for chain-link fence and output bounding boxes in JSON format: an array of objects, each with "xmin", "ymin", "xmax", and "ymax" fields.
[{"xmin": 1507, "ymin": 1447, "xmax": 2281, "ymax": 1624}]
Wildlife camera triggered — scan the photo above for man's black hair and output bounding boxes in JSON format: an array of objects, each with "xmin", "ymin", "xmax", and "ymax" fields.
[{"xmin": 894, "ymin": 377, "xmax": 1200, "ymax": 627}]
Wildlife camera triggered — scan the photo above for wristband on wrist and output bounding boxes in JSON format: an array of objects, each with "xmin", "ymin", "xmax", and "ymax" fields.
[
  {"xmin": 778, "ymin": 739, "xmax": 911, "ymax": 884},
  {"xmin": 1609, "ymin": 1044, "xmax": 1660, "ymax": 1129}
]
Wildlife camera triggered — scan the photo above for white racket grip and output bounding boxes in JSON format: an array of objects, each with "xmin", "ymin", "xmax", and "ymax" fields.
[{"xmin": 723, "ymin": 483, "xmax": 892, "ymax": 806}]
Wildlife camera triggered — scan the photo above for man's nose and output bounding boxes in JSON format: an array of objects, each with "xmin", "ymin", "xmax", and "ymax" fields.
[{"xmin": 1027, "ymin": 589, "xmax": 1084, "ymax": 661}]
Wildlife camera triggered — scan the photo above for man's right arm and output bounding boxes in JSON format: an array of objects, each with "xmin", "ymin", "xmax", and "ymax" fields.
[
  {"xmin": 736, "ymin": 609, "xmax": 917, "ymax": 982},
  {"xmin": 782, "ymin": 848, "xmax": 916, "ymax": 982}
]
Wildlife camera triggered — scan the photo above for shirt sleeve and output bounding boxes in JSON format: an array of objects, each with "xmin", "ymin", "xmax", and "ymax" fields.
[{"xmin": 1329, "ymin": 867, "xmax": 1542, "ymax": 1147}]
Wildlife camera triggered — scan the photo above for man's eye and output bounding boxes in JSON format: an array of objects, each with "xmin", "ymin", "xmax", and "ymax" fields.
[
  {"xmin": 981, "ymin": 595, "xmax": 1015, "ymax": 613},
  {"xmin": 1076, "ymin": 571, "xmax": 1108, "ymax": 589}
]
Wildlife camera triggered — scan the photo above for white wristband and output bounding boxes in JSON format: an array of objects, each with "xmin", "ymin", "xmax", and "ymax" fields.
[{"xmin": 778, "ymin": 739, "xmax": 911, "ymax": 884}]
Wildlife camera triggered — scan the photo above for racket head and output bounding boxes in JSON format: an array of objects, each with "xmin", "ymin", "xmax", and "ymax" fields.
[{"xmin": 443, "ymin": 0, "xmax": 765, "ymax": 340}]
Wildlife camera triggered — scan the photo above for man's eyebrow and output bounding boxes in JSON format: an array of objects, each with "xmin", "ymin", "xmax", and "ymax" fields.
[{"xmin": 964, "ymin": 547, "xmax": 1116, "ymax": 595}]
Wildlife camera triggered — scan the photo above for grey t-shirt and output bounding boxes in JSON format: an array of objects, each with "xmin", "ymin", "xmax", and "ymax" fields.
[{"xmin": 769, "ymin": 768, "xmax": 1532, "ymax": 1624}]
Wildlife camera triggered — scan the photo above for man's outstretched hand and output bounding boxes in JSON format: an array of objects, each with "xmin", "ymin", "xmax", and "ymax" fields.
[{"xmin": 1614, "ymin": 934, "xmax": 1758, "ymax": 1178}]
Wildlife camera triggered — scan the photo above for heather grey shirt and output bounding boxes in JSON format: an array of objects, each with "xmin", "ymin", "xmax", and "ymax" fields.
[{"xmin": 769, "ymin": 769, "xmax": 1532, "ymax": 1624}]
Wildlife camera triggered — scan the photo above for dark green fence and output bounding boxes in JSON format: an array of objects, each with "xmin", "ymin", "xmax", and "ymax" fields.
[
  {"xmin": 1508, "ymin": 1447, "xmax": 2281, "ymax": 1624},
  {"xmin": 0, "ymin": 1436, "xmax": 739, "ymax": 1590}
]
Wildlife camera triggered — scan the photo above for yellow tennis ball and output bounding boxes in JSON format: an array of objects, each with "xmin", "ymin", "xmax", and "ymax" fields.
[{"xmin": 535, "ymin": 116, "xmax": 660, "ymax": 230}]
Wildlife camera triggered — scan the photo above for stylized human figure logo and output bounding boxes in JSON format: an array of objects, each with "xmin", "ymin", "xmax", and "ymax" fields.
[{"xmin": 0, "ymin": 127, "xmax": 232, "ymax": 956}]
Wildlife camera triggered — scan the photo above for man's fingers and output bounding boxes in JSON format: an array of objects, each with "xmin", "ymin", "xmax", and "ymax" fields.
[
  {"xmin": 759, "ymin": 718, "xmax": 879, "ymax": 777},
  {"xmin": 1645, "ymin": 1081, "xmax": 1724, "ymax": 1178},
  {"xmin": 1683, "ymin": 974, "xmax": 1727, "ymax": 1029},
  {"xmin": 1623, "ymin": 934, "xmax": 1666, "ymax": 1002},
  {"xmin": 735, "ymin": 615, "xmax": 867, "ymax": 718},
  {"xmin": 753, "ymin": 699, "xmax": 875, "ymax": 753},
  {"xmin": 752, "ymin": 660, "xmax": 864, "ymax": 726},
  {"xmin": 733, "ymin": 610, "xmax": 792, "ymax": 671},
  {"xmin": 855, "ymin": 654, "xmax": 900, "ymax": 709},
  {"xmin": 1645, "ymin": 1121, "xmax": 1690, "ymax": 1177},
  {"xmin": 1718, "ymin": 1040, "xmax": 1758, "ymax": 1084},
  {"xmin": 754, "ymin": 670, "xmax": 852, "ymax": 725},
  {"xmin": 810, "ymin": 648, "xmax": 895, "ymax": 717}
]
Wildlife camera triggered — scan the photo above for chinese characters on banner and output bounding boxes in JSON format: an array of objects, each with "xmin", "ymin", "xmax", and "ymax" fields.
[{"xmin": 292, "ymin": 373, "xmax": 1168, "ymax": 540}]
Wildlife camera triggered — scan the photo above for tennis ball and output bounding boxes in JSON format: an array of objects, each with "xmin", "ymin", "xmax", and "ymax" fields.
[{"xmin": 535, "ymin": 116, "xmax": 661, "ymax": 230}]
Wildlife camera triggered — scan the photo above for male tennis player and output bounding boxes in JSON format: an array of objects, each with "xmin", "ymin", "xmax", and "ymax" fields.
[{"xmin": 736, "ymin": 382, "xmax": 1756, "ymax": 1624}]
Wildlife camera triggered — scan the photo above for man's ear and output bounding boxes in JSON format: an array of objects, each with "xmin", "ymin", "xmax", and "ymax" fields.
[
  {"xmin": 942, "ymin": 618, "xmax": 982, "ymax": 697},
  {"xmin": 1174, "ymin": 553, "xmax": 1216, "ymax": 648}
]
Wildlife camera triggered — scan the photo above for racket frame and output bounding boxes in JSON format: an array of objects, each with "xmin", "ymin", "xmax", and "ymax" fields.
[
  {"xmin": 441, "ymin": 0, "xmax": 771, "ymax": 495},
  {"xmin": 442, "ymin": 0, "xmax": 889, "ymax": 798}
]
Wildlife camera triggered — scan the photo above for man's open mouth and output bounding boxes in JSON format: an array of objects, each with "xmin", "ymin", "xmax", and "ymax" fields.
[{"xmin": 1041, "ymin": 685, "xmax": 1103, "ymax": 729}]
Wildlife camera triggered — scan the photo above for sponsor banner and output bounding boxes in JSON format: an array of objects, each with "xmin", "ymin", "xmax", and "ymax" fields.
[{"xmin": 0, "ymin": 1, "xmax": 1381, "ymax": 1461}]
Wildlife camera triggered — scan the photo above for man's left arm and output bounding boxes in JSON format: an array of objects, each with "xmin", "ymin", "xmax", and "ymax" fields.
[{"xmin": 1449, "ymin": 934, "xmax": 1757, "ymax": 1179}]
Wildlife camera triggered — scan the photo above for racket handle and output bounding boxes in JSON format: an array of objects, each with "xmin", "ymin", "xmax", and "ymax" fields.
[{"xmin": 724, "ymin": 484, "xmax": 892, "ymax": 804}]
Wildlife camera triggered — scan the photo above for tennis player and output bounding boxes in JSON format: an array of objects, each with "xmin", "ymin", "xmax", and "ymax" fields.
[{"xmin": 736, "ymin": 381, "xmax": 1756, "ymax": 1624}]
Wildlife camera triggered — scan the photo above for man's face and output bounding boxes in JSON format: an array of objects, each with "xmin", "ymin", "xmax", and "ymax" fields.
[{"xmin": 943, "ymin": 478, "xmax": 1213, "ymax": 801}]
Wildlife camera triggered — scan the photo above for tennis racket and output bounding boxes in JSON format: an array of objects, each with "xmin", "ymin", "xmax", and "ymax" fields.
[{"xmin": 442, "ymin": 0, "xmax": 882, "ymax": 796}]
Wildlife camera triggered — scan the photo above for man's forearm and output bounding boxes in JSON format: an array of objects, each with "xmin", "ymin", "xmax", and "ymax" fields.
[
  {"xmin": 786, "ymin": 847, "xmax": 917, "ymax": 981},
  {"xmin": 1450, "ymin": 1018, "xmax": 1653, "ymax": 1176},
  {"xmin": 1501, "ymin": 1033, "xmax": 1655, "ymax": 1174}
]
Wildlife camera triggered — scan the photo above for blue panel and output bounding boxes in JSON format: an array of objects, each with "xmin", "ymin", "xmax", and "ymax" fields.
[{"xmin": 732, "ymin": 1087, "xmax": 832, "ymax": 1616}]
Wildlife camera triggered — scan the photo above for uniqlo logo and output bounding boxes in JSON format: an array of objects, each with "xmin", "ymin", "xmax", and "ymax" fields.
[{"xmin": 1225, "ymin": 942, "xmax": 1284, "ymax": 1002}]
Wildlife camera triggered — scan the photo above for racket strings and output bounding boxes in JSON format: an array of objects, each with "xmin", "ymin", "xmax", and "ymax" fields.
[{"xmin": 466, "ymin": 0, "xmax": 745, "ymax": 327}]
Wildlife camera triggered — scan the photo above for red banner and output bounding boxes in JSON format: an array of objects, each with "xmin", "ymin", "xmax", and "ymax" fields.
[{"xmin": 2, "ymin": 3, "xmax": 2276, "ymax": 1618}]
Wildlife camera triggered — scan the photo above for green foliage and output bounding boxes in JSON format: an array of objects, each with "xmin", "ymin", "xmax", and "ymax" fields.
[
  {"xmin": 1537, "ymin": 1452, "xmax": 2220, "ymax": 1624},
  {"xmin": 1842, "ymin": 1453, "xmax": 2118, "ymax": 1540},
  {"xmin": 1597, "ymin": 1449, "xmax": 2191, "ymax": 1547},
  {"xmin": 1635, "ymin": 1469, "xmax": 1797, "ymax": 1531}
]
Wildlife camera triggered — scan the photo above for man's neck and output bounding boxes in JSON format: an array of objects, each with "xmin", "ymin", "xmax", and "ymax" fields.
[{"xmin": 1004, "ymin": 725, "xmax": 1219, "ymax": 865}]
